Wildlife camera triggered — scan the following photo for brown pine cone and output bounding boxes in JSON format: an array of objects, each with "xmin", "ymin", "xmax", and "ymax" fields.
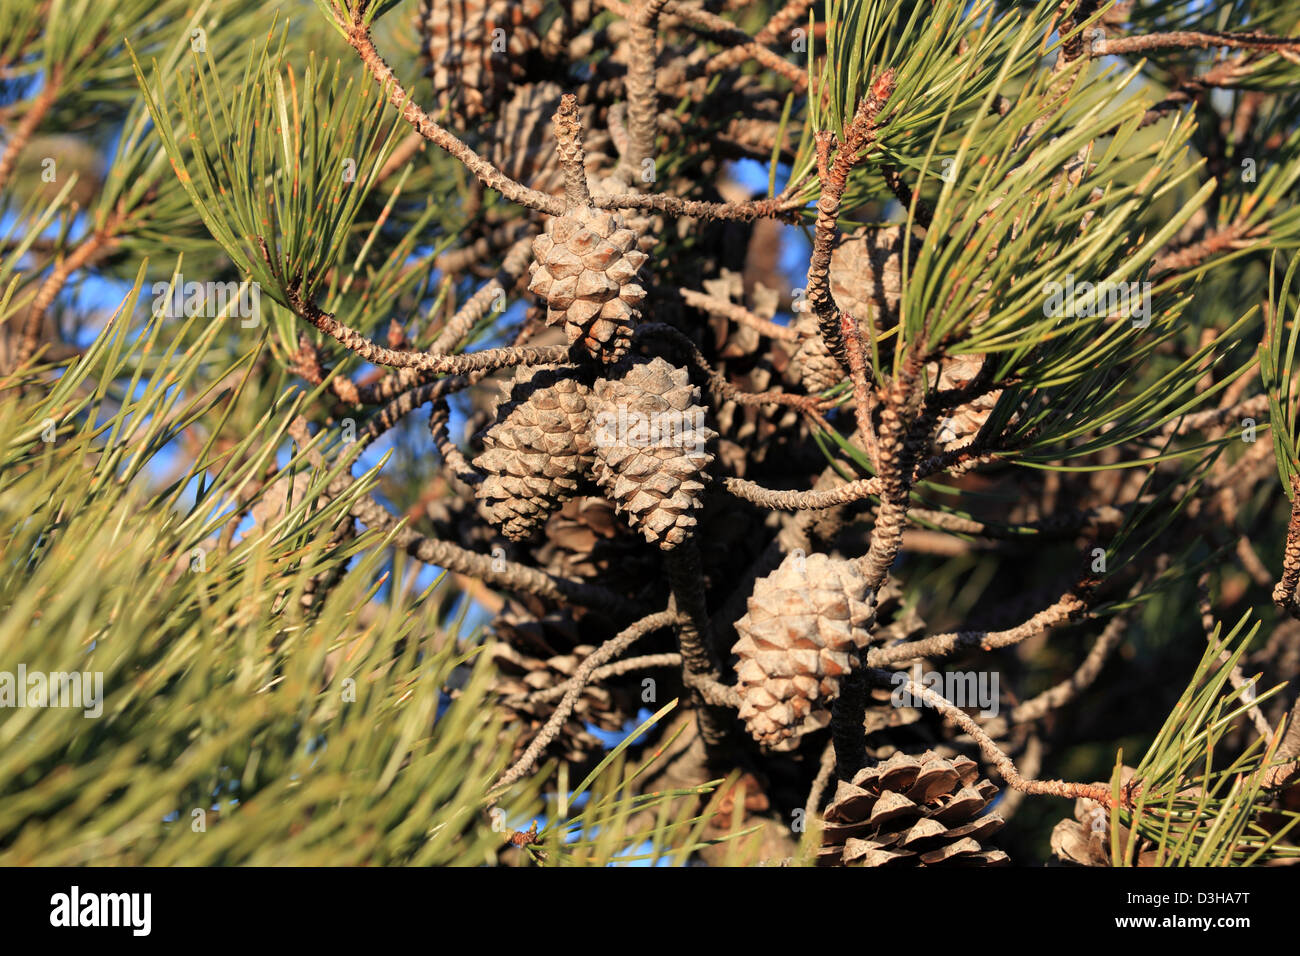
[
  {"xmin": 928, "ymin": 352, "xmax": 1001, "ymax": 451},
  {"xmin": 588, "ymin": 356, "xmax": 716, "ymax": 549},
  {"xmin": 533, "ymin": 497, "xmax": 661, "ymax": 603},
  {"xmin": 528, "ymin": 207, "xmax": 649, "ymax": 364},
  {"xmin": 473, "ymin": 365, "xmax": 594, "ymax": 541},
  {"xmin": 819, "ymin": 750, "xmax": 1009, "ymax": 866},
  {"xmin": 486, "ymin": 604, "xmax": 635, "ymax": 766},
  {"xmin": 418, "ymin": 0, "xmax": 545, "ymax": 125},
  {"xmin": 1050, "ymin": 767, "xmax": 1158, "ymax": 866},
  {"xmin": 828, "ymin": 225, "xmax": 917, "ymax": 328},
  {"xmin": 731, "ymin": 551, "xmax": 876, "ymax": 750},
  {"xmin": 789, "ymin": 313, "xmax": 843, "ymax": 394}
]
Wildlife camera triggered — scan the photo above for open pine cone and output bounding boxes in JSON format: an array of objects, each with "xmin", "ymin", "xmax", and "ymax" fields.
[
  {"xmin": 828, "ymin": 225, "xmax": 916, "ymax": 328},
  {"xmin": 485, "ymin": 604, "xmax": 636, "ymax": 766},
  {"xmin": 1050, "ymin": 767, "xmax": 1158, "ymax": 866},
  {"xmin": 819, "ymin": 750, "xmax": 1009, "ymax": 866},
  {"xmin": 533, "ymin": 497, "xmax": 661, "ymax": 603}
]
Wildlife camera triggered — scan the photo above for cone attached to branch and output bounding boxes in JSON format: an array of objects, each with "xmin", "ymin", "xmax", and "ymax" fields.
[
  {"xmin": 819, "ymin": 750, "xmax": 1009, "ymax": 866},
  {"xmin": 589, "ymin": 356, "xmax": 715, "ymax": 550},
  {"xmin": 928, "ymin": 353, "xmax": 1000, "ymax": 452},
  {"xmin": 474, "ymin": 365, "xmax": 595, "ymax": 541},
  {"xmin": 529, "ymin": 208, "xmax": 648, "ymax": 363},
  {"xmin": 731, "ymin": 552, "xmax": 876, "ymax": 750},
  {"xmin": 528, "ymin": 95, "xmax": 649, "ymax": 364}
]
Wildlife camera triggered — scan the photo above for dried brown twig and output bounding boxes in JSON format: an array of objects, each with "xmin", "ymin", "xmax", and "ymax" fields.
[
  {"xmin": 1095, "ymin": 29, "xmax": 1300, "ymax": 57},
  {"xmin": 868, "ymin": 670, "xmax": 1125, "ymax": 807},
  {"xmin": 805, "ymin": 69, "xmax": 896, "ymax": 368}
]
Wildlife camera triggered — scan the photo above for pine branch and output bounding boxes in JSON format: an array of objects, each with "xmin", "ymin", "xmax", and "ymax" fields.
[
  {"xmin": 283, "ymin": 277, "xmax": 568, "ymax": 376},
  {"xmin": 805, "ymin": 69, "xmax": 895, "ymax": 367},
  {"xmin": 340, "ymin": 16, "xmax": 565, "ymax": 216},
  {"xmin": 624, "ymin": 0, "xmax": 671, "ymax": 180},
  {"xmin": 720, "ymin": 442, "xmax": 1000, "ymax": 512},
  {"xmin": 866, "ymin": 584, "xmax": 1092, "ymax": 667},
  {"xmin": 554, "ymin": 93, "xmax": 594, "ymax": 209},
  {"xmin": 1095, "ymin": 30, "xmax": 1300, "ymax": 56},
  {"xmin": 16, "ymin": 207, "xmax": 123, "ymax": 367},
  {"xmin": 677, "ymin": 287, "xmax": 800, "ymax": 342},
  {"xmin": 289, "ymin": 418, "xmax": 631, "ymax": 614},
  {"xmin": 0, "ymin": 64, "xmax": 60, "ymax": 195},
  {"xmin": 429, "ymin": 234, "xmax": 536, "ymax": 354},
  {"xmin": 704, "ymin": 0, "xmax": 815, "ymax": 76},
  {"xmin": 490, "ymin": 608, "xmax": 679, "ymax": 793},
  {"xmin": 666, "ymin": 539, "xmax": 734, "ymax": 751},
  {"xmin": 982, "ymin": 604, "xmax": 1133, "ymax": 739},
  {"xmin": 1275, "ymin": 477, "xmax": 1300, "ymax": 620},
  {"xmin": 523, "ymin": 653, "xmax": 684, "ymax": 704},
  {"xmin": 867, "ymin": 670, "xmax": 1120, "ymax": 805}
]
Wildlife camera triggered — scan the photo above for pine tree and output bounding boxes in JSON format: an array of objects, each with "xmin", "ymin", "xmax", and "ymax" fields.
[{"xmin": 2, "ymin": 0, "xmax": 1300, "ymax": 867}]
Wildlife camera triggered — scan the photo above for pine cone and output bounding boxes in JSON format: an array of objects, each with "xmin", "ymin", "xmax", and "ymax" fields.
[
  {"xmin": 929, "ymin": 353, "xmax": 1000, "ymax": 452},
  {"xmin": 819, "ymin": 750, "xmax": 1009, "ymax": 866},
  {"xmin": 418, "ymin": 0, "xmax": 545, "ymax": 124},
  {"xmin": 789, "ymin": 313, "xmax": 843, "ymax": 394},
  {"xmin": 589, "ymin": 356, "xmax": 715, "ymax": 549},
  {"xmin": 474, "ymin": 365, "xmax": 594, "ymax": 541},
  {"xmin": 828, "ymin": 225, "xmax": 916, "ymax": 328},
  {"xmin": 731, "ymin": 552, "xmax": 876, "ymax": 750},
  {"xmin": 592, "ymin": 173, "xmax": 657, "ymax": 256},
  {"xmin": 528, "ymin": 207, "xmax": 648, "ymax": 364},
  {"xmin": 534, "ymin": 497, "xmax": 660, "ymax": 603}
]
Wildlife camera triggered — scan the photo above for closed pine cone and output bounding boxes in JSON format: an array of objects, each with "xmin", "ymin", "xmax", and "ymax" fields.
[
  {"xmin": 528, "ymin": 207, "xmax": 648, "ymax": 364},
  {"xmin": 731, "ymin": 552, "xmax": 876, "ymax": 750},
  {"xmin": 589, "ymin": 356, "xmax": 715, "ymax": 549},
  {"xmin": 828, "ymin": 225, "xmax": 916, "ymax": 328},
  {"xmin": 418, "ymin": 0, "xmax": 545, "ymax": 124},
  {"xmin": 591, "ymin": 173, "xmax": 657, "ymax": 257},
  {"xmin": 474, "ymin": 365, "xmax": 594, "ymax": 541},
  {"xmin": 789, "ymin": 312, "xmax": 843, "ymax": 394},
  {"xmin": 819, "ymin": 750, "xmax": 1009, "ymax": 866}
]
